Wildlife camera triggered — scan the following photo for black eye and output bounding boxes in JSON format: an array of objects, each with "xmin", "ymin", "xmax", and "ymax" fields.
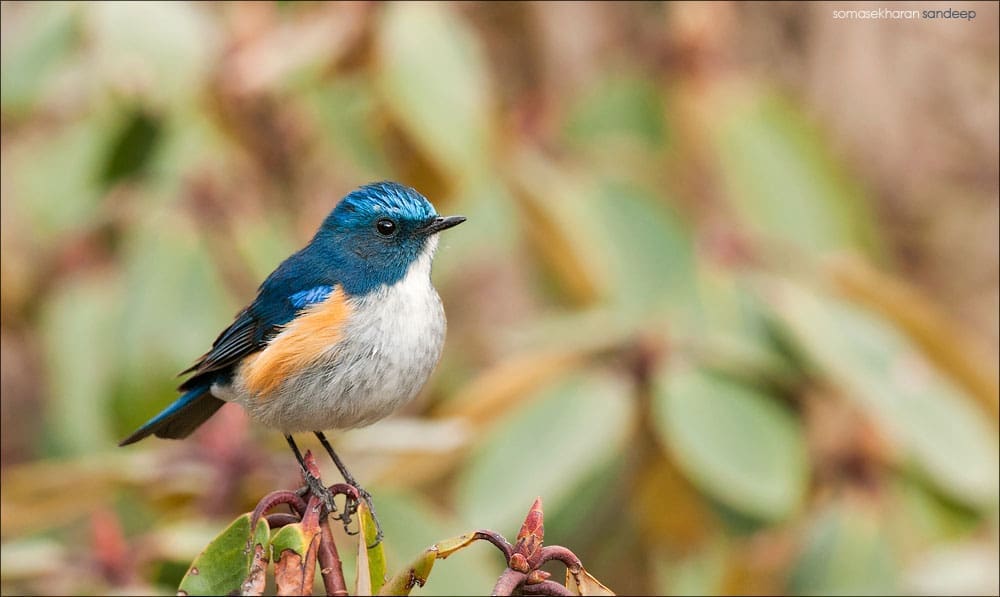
[{"xmin": 375, "ymin": 218, "xmax": 397, "ymax": 236}]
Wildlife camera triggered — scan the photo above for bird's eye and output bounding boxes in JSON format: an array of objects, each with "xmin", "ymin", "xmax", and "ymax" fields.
[{"xmin": 375, "ymin": 218, "xmax": 397, "ymax": 236}]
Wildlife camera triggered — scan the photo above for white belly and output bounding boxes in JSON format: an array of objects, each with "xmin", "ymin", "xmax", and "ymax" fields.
[{"xmin": 225, "ymin": 245, "xmax": 447, "ymax": 432}]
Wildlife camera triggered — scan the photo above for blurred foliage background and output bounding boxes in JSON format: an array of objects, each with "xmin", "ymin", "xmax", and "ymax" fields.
[{"xmin": 1, "ymin": 2, "xmax": 998, "ymax": 595}]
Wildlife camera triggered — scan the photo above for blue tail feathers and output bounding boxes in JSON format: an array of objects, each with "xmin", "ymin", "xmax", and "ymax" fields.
[{"xmin": 119, "ymin": 386, "xmax": 225, "ymax": 446}]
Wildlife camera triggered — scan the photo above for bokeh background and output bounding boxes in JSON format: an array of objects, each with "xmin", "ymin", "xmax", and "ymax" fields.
[{"xmin": 1, "ymin": 2, "xmax": 998, "ymax": 595}]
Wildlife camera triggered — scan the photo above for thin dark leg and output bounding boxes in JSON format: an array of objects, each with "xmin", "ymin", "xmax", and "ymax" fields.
[
  {"xmin": 313, "ymin": 431, "xmax": 361, "ymax": 486},
  {"xmin": 314, "ymin": 431, "xmax": 383, "ymax": 544},
  {"xmin": 286, "ymin": 434, "xmax": 336, "ymax": 515}
]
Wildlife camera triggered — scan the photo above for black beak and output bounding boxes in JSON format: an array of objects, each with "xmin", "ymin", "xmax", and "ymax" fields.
[{"xmin": 421, "ymin": 215, "xmax": 466, "ymax": 234}]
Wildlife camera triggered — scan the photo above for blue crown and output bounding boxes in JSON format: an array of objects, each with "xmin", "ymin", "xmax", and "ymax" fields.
[{"xmin": 329, "ymin": 181, "xmax": 437, "ymax": 229}]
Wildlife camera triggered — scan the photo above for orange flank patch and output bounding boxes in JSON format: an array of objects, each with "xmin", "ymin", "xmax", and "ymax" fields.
[{"xmin": 242, "ymin": 289, "xmax": 351, "ymax": 397}]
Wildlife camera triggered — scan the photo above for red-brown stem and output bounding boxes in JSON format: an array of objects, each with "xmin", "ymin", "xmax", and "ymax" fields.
[
  {"xmin": 266, "ymin": 513, "xmax": 302, "ymax": 529},
  {"xmin": 475, "ymin": 529, "xmax": 514, "ymax": 561},
  {"xmin": 318, "ymin": 520, "xmax": 348, "ymax": 596},
  {"xmin": 327, "ymin": 483, "xmax": 360, "ymax": 501},
  {"xmin": 521, "ymin": 580, "xmax": 574, "ymax": 596},
  {"xmin": 538, "ymin": 545, "xmax": 582, "ymax": 572},
  {"xmin": 251, "ymin": 490, "xmax": 308, "ymax": 531},
  {"xmin": 491, "ymin": 568, "xmax": 527, "ymax": 596}
]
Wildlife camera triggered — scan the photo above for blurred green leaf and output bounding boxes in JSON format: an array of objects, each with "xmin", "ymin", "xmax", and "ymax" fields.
[
  {"xmin": 151, "ymin": 107, "xmax": 233, "ymax": 185},
  {"xmin": 307, "ymin": 76, "xmax": 391, "ymax": 179},
  {"xmin": 0, "ymin": 2, "xmax": 79, "ymax": 114},
  {"xmin": 771, "ymin": 281, "xmax": 1000, "ymax": 509},
  {"xmin": 656, "ymin": 541, "xmax": 728, "ymax": 596},
  {"xmin": 375, "ymin": 2, "xmax": 494, "ymax": 184},
  {"xmin": 5, "ymin": 116, "xmax": 106, "ymax": 241},
  {"xmin": 903, "ymin": 541, "xmax": 1000, "ymax": 596},
  {"xmin": 565, "ymin": 75, "xmax": 668, "ymax": 150},
  {"xmin": 686, "ymin": 265, "xmax": 801, "ymax": 388},
  {"xmin": 40, "ymin": 275, "xmax": 121, "ymax": 455},
  {"xmin": 542, "ymin": 459, "xmax": 625, "ymax": 553},
  {"xmin": 654, "ymin": 366, "xmax": 809, "ymax": 521},
  {"xmin": 87, "ymin": 2, "xmax": 216, "ymax": 104},
  {"xmin": 589, "ymin": 179, "xmax": 699, "ymax": 316},
  {"xmin": 505, "ymin": 153, "xmax": 606, "ymax": 305},
  {"xmin": 178, "ymin": 513, "xmax": 269, "ymax": 596},
  {"xmin": 431, "ymin": 178, "xmax": 522, "ymax": 279},
  {"xmin": 115, "ymin": 206, "xmax": 232, "ymax": 433},
  {"xmin": 789, "ymin": 503, "xmax": 897, "ymax": 595},
  {"xmin": 0, "ymin": 537, "xmax": 66, "ymax": 583},
  {"xmin": 458, "ymin": 371, "xmax": 633, "ymax": 534},
  {"xmin": 99, "ymin": 107, "xmax": 162, "ymax": 186},
  {"xmin": 231, "ymin": 216, "xmax": 299, "ymax": 285},
  {"xmin": 887, "ymin": 477, "xmax": 980, "ymax": 553},
  {"xmin": 712, "ymin": 93, "xmax": 879, "ymax": 257}
]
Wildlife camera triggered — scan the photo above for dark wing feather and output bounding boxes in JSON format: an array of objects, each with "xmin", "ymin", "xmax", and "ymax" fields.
[
  {"xmin": 180, "ymin": 309, "xmax": 267, "ymax": 374},
  {"xmin": 177, "ymin": 278, "xmax": 335, "ymax": 391},
  {"xmin": 178, "ymin": 308, "xmax": 278, "ymax": 390}
]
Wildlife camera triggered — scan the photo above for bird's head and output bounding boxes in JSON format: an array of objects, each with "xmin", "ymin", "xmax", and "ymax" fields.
[{"xmin": 312, "ymin": 181, "xmax": 465, "ymax": 293}]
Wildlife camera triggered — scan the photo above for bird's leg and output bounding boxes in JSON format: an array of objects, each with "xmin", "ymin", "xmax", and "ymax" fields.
[
  {"xmin": 285, "ymin": 434, "xmax": 337, "ymax": 517},
  {"xmin": 314, "ymin": 431, "xmax": 383, "ymax": 544}
]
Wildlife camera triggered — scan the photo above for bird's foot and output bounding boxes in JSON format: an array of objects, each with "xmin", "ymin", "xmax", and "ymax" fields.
[
  {"xmin": 336, "ymin": 483, "xmax": 383, "ymax": 548},
  {"xmin": 298, "ymin": 470, "xmax": 337, "ymax": 517}
]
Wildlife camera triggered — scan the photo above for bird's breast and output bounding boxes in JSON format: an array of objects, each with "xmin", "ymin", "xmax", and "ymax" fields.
[{"xmin": 229, "ymin": 260, "xmax": 446, "ymax": 433}]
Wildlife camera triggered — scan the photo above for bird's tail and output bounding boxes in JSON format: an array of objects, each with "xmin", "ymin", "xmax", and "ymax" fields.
[{"xmin": 119, "ymin": 385, "xmax": 225, "ymax": 446}]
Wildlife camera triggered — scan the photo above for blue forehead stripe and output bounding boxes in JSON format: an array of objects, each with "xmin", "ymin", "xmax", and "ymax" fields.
[
  {"xmin": 335, "ymin": 181, "xmax": 437, "ymax": 223},
  {"xmin": 289, "ymin": 285, "xmax": 334, "ymax": 309}
]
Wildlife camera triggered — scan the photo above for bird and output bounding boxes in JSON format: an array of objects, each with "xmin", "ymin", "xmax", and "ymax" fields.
[{"xmin": 119, "ymin": 181, "xmax": 465, "ymax": 535}]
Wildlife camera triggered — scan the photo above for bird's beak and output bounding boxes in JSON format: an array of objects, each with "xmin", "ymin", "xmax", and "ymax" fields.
[{"xmin": 420, "ymin": 215, "xmax": 466, "ymax": 234}]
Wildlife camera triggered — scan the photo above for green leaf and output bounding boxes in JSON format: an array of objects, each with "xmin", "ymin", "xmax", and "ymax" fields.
[
  {"xmin": 114, "ymin": 204, "xmax": 233, "ymax": 433},
  {"xmin": 458, "ymin": 371, "xmax": 633, "ymax": 534},
  {"xmin": 887, "ymin": 476, "xmax": 979, "ymax": 550},
  {"xmin": 789, "ymin": 503, "xmax": 897, "ymax": 595},
  {"xmin": 375, "ymin": 2, "xmax": 494, "ymax": 183},
  {"xmin": 87, "ymin": 2, "xmax": 216, "ymax": 104},
  {"xmin": 362, "ymin": 491, "xmax": 498, "ymax": 596},
  {"xmin": 270, "ymin": 521, "xmax": 320, "ymax": 595},
  {"xmin": 99, "ymin": 107, "xmax": 163, "ymax": 186},
  {"xmin": 0, "ymin": 2, "xmax": 80, "ymax": 114},
  {"xmin": 656, "ymin": 541, "xmax": 728, "ymax": 596},
  {"xmin": 269, "ymin": 521, "xmax": 313, "ymax": 560},
  {"xmin": 711, "ymin": 93, "xmax": 879, "ymax": 257},
  {"xmin": 589, "ymin": 179, "xmax": 699, "ymax": 316},
  {"xmin": 432, "ymin": 178, "xmax": 522, "ymax": 278},
  {"xmin": 654, "ymin": 367, "xmax": 809, "ymax": 521},
  {"xmin": 306, "ymin": 76, "xmax": 391, "ymax": 178},
  {"xmin": 356, "ymin": 501, "xmax": 387, "ymax": 595},
  {"xmin": 685, "ymin": 265, "xmax": 800, "ymax": 388},
  {"xmin": 565, "ymin": 75, "xmax": 668, "ymax": 150},
  {"xmin": 40, "ymin": 276, "xmax": 120, "ymax": 456},
  {"xmin": 178, "ymin": 513, "xmax": 270, "ymax": 596},
  {"xmin": 770, "ymin": 281, "xmax": 1000, "ymax": 509},
  {"xmin": 378, "ymin": 533, "xmax": 482, "ymax": 596},
  {"xmin": 4, "ymin": 116, "xmax": 106, "ymax": 242},
  {"xmin": 379, "ymin": 549, "xmax": 436, "ymax": 596}
]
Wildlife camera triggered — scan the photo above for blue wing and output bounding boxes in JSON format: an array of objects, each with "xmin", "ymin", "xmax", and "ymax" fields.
[
  {"xmin": 289, "ymin": 285, "xmax": 333, "ymax": 309},
  {"xmin": 178, "ymin": 247, "xmax": 339, "ymax": 391}
]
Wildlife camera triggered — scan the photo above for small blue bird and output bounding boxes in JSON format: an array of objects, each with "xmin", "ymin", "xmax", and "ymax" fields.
[{"xmin": 120, "ymin": 181, "xmax": 464, "ymax": 531}]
